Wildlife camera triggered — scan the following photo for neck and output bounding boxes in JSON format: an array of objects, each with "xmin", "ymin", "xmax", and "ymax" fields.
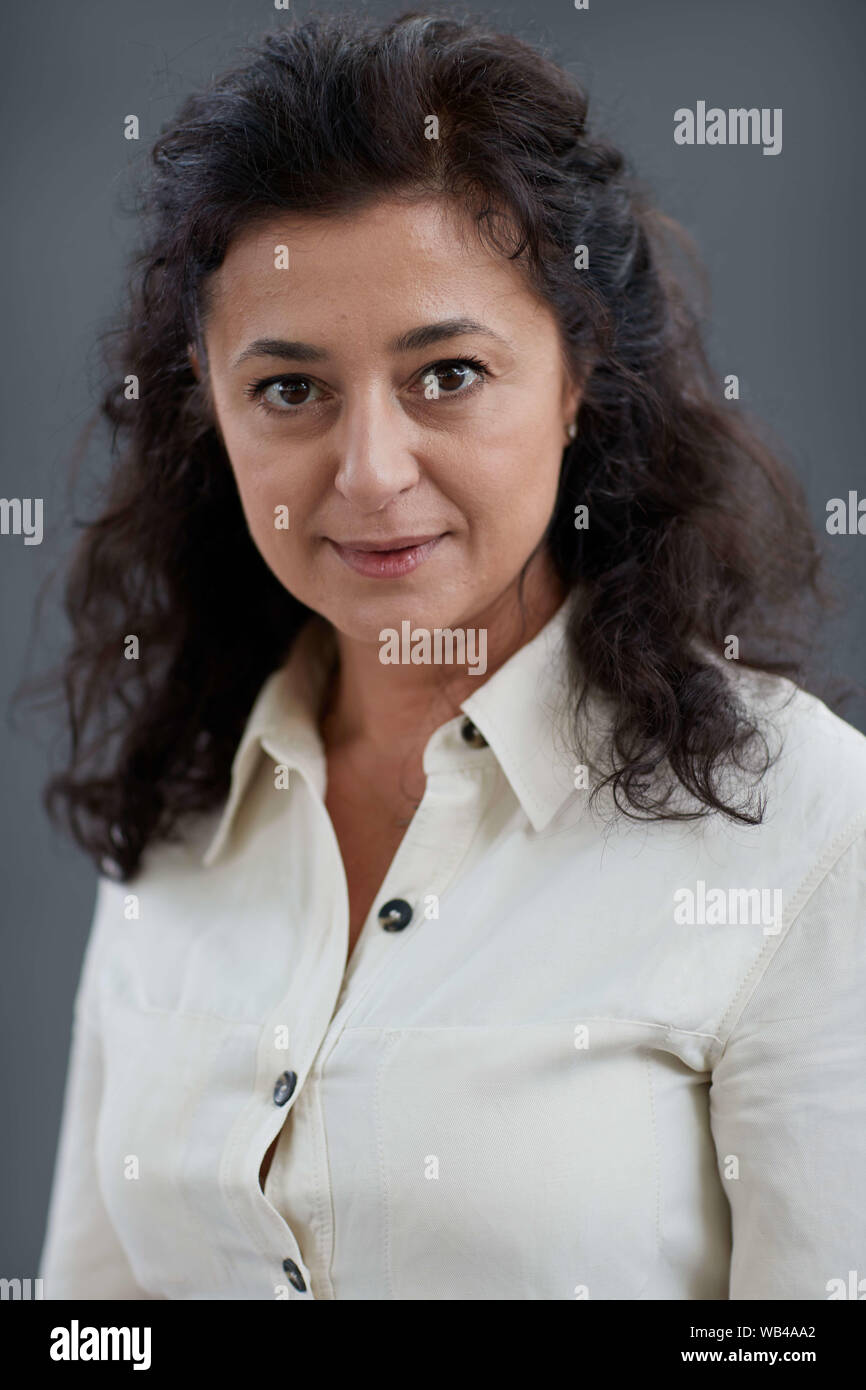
[{"xmin": 320, "ymin": 550, "xmax": 566, "ymax": 760}]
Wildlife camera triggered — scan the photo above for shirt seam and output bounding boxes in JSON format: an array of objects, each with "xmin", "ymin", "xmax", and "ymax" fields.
[
  {"xmin": 645, "ymin": 1053, "xmax": 662, "ymax": 1256},
  {"xmin": 709, "ymin": 809, "xmax": 866, "ymax": 1068},
  {"xmin": 311, "ymin": 1076, "xmax": 337, "ymax": 1299},
  {"xmin": 374, "ymin": 1032, "xmax": 401, "ymax": 1300},
  {"xmin": 333, "ymin": 1018, "xmax": 722, "ymax": 1040}
]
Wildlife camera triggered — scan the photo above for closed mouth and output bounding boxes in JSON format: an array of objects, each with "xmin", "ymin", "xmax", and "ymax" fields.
[{"xmin": 328, "ymin": 534, "xmax": 444, "ymax": 552}]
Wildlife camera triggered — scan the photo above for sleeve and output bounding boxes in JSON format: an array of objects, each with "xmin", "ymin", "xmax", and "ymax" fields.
[
  {"xmin": 37, "ymin": 877, "xmax": 164, "ymax": 1299},
  {"xmin": 709, "ymin": 827, "xmax": 866, "ymax": 1300}
]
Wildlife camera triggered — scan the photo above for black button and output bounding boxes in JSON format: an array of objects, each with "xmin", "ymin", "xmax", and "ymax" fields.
[
  {"xmin": 282, "ymin": 1257, "xmax": 306, "ymax": 1292},
  {"xmin": 273, "ymin": 1070, "xmax": 297, "ymax": 1106},
  {"xmin": 377, "ymin": 898, "xmax": 413, "ymax": 932},
  {"xmin": 460, "ymin": 716, "xmax": 488, "ymax": 748}
]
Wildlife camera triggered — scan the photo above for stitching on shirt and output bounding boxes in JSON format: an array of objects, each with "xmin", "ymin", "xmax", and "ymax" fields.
[
  {"xmin": 338, "ymin": 1017, "xmax": 722, "ymax": 1042},
  {"xmin": 374, "ymin": 1031, "xmax": 401, "ymax": 1300},
  {"xmin": 645, "ymin": 1053, "xmax": 662, "ymax": 1255},
  {"xmin": 710, "ymin": 810, "xmax": 866, "ymax": 1065},
  {"xmin": 311, "ymin": 1075, "xmax": 338, "ymax": 1300}
]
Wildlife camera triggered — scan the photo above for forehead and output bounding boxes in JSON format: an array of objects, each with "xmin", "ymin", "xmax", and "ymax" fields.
[{"xmin": 201, "ymin": 195, "xmax": 550, "ymax": 349}]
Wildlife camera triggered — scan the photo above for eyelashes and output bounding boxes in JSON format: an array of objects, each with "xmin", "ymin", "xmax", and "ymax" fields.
[{"xmin": 243, "ymin": 355, "xmax": 492, "ymax": 417}]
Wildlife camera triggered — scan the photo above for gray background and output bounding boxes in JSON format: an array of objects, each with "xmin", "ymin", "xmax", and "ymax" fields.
[{"xmin": 2, "ymin": 0, "xmax": 864, "ymax": 1279}]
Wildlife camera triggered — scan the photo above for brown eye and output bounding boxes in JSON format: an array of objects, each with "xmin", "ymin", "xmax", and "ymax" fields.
[
  {"xmin": 432, "ymin": 362, "xmax": 480, "ymax": 392},
  {"xmin": 262, "ymin": 377, "xmax": 322, "ymax": 409},
  {"xmin": 419, "ymin": 358, "xmax": 489, "ymax": 399}
]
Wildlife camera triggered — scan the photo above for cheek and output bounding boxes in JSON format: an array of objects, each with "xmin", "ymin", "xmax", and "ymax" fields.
[
  {"xmin": 451, "ymin": 423, "xmax": 564, "ymax": 543},
  {"xmin": 231, "ymin": 454, "xmax": 287, "ymax": 540},
  {"xmin": 220, "ymin": 426, "xmax": 316, "ymax": 549},
  {"xmin": 210, "ymin": 383, "xmax": 311, "ymax": 521}
]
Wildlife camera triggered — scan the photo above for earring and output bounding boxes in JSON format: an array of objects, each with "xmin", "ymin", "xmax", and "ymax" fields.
[{"xmin": 565, "ymin": 421, "xmax": 578, "ymax": 442}]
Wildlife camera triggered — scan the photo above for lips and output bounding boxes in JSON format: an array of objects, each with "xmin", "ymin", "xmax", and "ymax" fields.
[
  {"xmin": 327, "ymin": 533, "xmax": 446, "ymax": 579},
  {"xmin": 331, "ymin": 534, "xmax": 442, "ymax": 552}
]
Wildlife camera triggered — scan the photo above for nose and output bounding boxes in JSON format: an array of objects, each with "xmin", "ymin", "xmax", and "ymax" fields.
[{"xmin": 332, "ymin": 387, "xmax": 421, "ymax": 512}]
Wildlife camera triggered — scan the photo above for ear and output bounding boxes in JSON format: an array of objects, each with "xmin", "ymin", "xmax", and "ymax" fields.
[
  {"xmin": 561, "ymin": 375, "xmax": 582, "ymax": 432},
  {"xmin": 562, "ymin": 348, "xmax": 597, "ymax": 425},
  {"xmin": 188, "ymin": 343, "xmax": 201, "ymax": 381}
]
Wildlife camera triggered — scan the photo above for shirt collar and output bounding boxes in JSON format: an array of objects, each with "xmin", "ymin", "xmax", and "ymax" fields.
[
  {"xmin": 456, "ymin": 596, "xmax": 584, "ymax": 832},
  {"xmin": 201, "ymin": 590, "xmax": 601, "ymax": 867},
  {"xmin": 201, "ymin": 615, "xmax": 337, "ymax": 867}
]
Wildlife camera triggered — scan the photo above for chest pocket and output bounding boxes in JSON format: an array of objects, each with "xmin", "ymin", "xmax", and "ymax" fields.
[{"xmin": 326, "ymin": 1019, "xmax": 664, "ymax": 1299}]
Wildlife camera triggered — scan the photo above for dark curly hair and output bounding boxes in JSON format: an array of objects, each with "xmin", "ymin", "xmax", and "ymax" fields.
[{"xmin": 26, "ymin": 8, "xmax": 837, "ymax": 881}]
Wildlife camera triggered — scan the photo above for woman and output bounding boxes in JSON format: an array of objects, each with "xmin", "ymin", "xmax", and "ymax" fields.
[{"xmin": 37, "ymin": 11, "xmax": 866, "ymax": 1300}]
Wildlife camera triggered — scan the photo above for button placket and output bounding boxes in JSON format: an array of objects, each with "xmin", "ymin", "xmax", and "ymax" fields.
[
  {"xmin": 285, "ymin": 721, "xmax": 497, "ymax": 1299},
  {"xmin": 237, "ymin": 788, "xmax": 348, "ymax": 1291},
  {"xmin": 364, "ymin": 720, "xmax": 488, "ymax": 949},
  {"xmin": 328, "ymin": 733, "xmax": 496, "ymax": 1019}
]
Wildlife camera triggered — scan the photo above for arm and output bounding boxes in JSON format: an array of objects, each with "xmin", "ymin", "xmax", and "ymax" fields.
[
  {"xmin": 709, "ymin": 828, "xmax": 866, "ymax": 1299},
  {"xmin": 38, "ymin": 878, "xmax": 163, "ymax": 1299}
]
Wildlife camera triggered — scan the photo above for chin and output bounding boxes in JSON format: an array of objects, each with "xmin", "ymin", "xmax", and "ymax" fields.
[{"xmin": 322, "ymin": 589, "xmax": 478, "ymax": 647}]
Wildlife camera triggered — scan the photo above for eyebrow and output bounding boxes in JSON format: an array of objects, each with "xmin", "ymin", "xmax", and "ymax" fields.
[{"xmin": 231, "ymin": 318, "xmax": 510, "ymax": 369}]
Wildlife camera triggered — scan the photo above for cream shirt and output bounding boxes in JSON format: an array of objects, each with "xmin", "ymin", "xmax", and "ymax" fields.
[{"xmin": 39, "ymin": 598, "xmax": 866, "ymax": 1300}]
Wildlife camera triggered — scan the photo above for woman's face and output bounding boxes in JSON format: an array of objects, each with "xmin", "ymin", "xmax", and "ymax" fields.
[{"xmin": 195, "ymin": 195, "xmax": 581, "ymax": 642}]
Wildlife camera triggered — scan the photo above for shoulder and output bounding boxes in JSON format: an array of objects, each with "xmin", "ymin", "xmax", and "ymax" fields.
[
  {"xmin": 683, "ymin": 665, "xmax": 866, "ymax": 942},
  {"xmin": 723, "ymin": 664, "xmax": 866, "ymax": 828}
]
